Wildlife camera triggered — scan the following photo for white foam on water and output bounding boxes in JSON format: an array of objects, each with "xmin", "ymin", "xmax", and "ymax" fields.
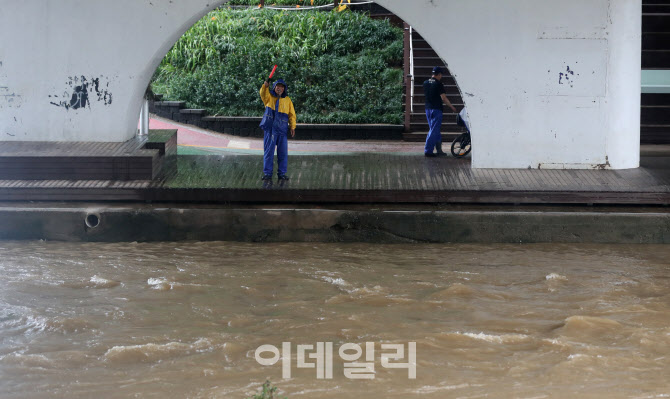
[
  {"xmin": 4, "ymin": 309, "xmax": 90, "ymax": 335},
  {"xmin": 103, "ymin": 338, "xmax": 215, "ymax": 364},
  {"xmin": 349, "ymin": 285, "xmax": 385, "ymax": 295},
  {"xmin": 289, "ymin": 386, "xmax": 341, "ymax": 396},
  {"xmin": 321, "ymin": 276, "xmax": 348, "ymax": 287},
  {"xmin": 413, "ymin": 383, "xmax": 472, "ymax": 393},
  {"xmin": 147, "ymin": 277, "xmax": 181, "ymax": 290},
  {"xmin": 567, "ymin": 354, "xmax": 588, "ymax": 360},
  {"xmin": 45, "ymin": 316, "xmax": 94, "ymax": 334},
  {"xmin": 546, "ymin": 273, "xmax": 568, "ymax": 281},
  {"xmin": 0, "ymin": 353, "xmax": 55, "ymax": 368},
  {"xmin": 17, "ymin": 314, "xmax": 49, "ymax": 334},
  {"xmin": 89, "ymin": 275, "xmax": 121, "ymax": 288},
  {"xmin": 460, "ymin": 332, "xmax": 531, "ymax": 344},
  {"xmin": 0, "ymin": 306, "xmax": 39, "ymax": 332},
  {"xmin": 542, "ymin": 338, "xmax": 570, "ymax": 348},
  {"xmin": 321, "ymin": 276, "xmax": 385, "ymax": 296}
]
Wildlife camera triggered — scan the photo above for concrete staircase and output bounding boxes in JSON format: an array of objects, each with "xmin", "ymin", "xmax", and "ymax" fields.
[
  {"xmin": 642, "ymin": 0, "xmax": 670, "ymax": 69},
  {"xmin": 402, "ymin": 25, "xmax": 466, "ymax": 142},
  {"xmin": 400, "ymin": 2, "xmax": 670, "ymax": 144},
  {"xmin": 641, "ymin": 0, "xmax": 670, "ymax": 143}
]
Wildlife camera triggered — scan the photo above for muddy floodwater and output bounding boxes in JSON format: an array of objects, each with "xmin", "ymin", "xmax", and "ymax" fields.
[{"xmin": 1, "ymin": 242, "xmax": 669, "ymax": 398}]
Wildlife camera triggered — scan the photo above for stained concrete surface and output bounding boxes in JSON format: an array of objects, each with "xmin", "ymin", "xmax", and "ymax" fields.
[{"xmin": 2, "ymin": 203, "xmax": 670, "ymax": 243}]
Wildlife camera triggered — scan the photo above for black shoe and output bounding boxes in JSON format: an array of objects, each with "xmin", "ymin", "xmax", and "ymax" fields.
[
  {"xmin": 436, "ymin": 142, "xmax": 447, "ymax": 156},
  {"xmin": 424, "ymin": 153, "xmax": 437, "ymax": 157},
  {"xmin": 277, "ymin": 174, "xmax": 290, "ymax": 181},
  {"xmin": 261, "ymin": 174, "xmax": 272, "ymax": 180}
]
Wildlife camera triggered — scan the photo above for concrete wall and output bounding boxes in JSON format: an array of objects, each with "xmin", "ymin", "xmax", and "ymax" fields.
[
  {"xmin": 377, "ymin": 0, "xmax": 642, "ymax": 169},
  {"xmin": 0, "ymin": 0, "xmax": 641, "ymax": 169},
  {"xmin": 3, "ymin": 204, "xmax": 670, "ymax": 244},
  {"xmin": 0, "ymin": 0, "xmax": 227, "ymax": 142}
]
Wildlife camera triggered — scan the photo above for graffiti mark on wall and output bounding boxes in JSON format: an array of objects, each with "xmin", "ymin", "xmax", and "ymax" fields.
[
  {"xmin": 91, "ymin": 78, "xmax": 113, "ymax": 105},
  {"xmin": 0, "ymin": 61, "xmax": 23, "ymax": 109},
  {"xmin": 68, "ymin": 81, "xmax": 89, "ymax": 110},
  {"xmin": 558, "ymin": 65, "xmax": 579, "ymax": 87},
  {"xmin": 50, "ymin": 75, "xmax": 113, "ymax": 110},
  {"xmin": 0, "ymin": 90, "xmax": 23, "ymax": 109}
]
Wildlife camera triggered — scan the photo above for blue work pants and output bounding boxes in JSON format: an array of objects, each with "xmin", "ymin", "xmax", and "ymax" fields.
[
  {"xmin": 424, "ymin": 108, "xmax": 443, "ymax": 154},
  {"xmin": 263, "ymin": 130, "xmax": 288, "ymax": 176}
]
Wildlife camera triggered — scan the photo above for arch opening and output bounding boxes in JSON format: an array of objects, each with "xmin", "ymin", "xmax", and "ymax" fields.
[
  {"xmin": 0, "ymin": 0, "xmax": 642, "ymax": 170},
  {"xmin": 142, "ymin": 1, "xmax": 469, "ymax": 163},
  {"xmin": 147, "ymin": 2, "xmax": 419, "ymax": 126}
]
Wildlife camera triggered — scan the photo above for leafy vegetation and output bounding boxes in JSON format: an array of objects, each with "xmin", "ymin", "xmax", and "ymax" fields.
[
  {"xmin": 151, "ymin": 7, "xmax": 403, "ymax": 124},
  {"xmin": 246, "ymin": 380, "xmax": 287, "ymax": 399}
]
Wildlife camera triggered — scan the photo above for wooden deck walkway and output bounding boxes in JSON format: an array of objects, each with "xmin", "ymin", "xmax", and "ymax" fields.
[
  {"xmin": 1, "ymin": 153, "xmax": 670, "ymax": 204},
  {"xmin": 0, "ymin": 130, "xmax": 177, "ymax": 181}
]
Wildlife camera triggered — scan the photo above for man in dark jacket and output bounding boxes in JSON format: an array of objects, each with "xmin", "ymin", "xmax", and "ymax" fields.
[{"xmin": 423, "ymin": 66, "xmax": 458, "ymax": 157}]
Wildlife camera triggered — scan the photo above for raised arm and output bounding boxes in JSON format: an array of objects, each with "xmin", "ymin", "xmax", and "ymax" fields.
[{"xmin": 260, "ymin": 81, "xmax": 272, "ymax": 105}]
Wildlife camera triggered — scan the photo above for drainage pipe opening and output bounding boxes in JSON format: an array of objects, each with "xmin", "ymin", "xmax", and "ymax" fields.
[{"xmin": 85, "ymin": 213, "xmax": 100, "ymax": 229}]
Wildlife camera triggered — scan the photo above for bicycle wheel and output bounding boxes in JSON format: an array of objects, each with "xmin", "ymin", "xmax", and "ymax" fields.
[{"xmin": 451, "ymin": 133, "xmax": 471, "ymax": 157}]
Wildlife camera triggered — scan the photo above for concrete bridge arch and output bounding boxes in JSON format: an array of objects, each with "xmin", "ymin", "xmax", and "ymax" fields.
[{"xmin": 0, "ymin": 0, "xmax": 641, "ymax": 169}]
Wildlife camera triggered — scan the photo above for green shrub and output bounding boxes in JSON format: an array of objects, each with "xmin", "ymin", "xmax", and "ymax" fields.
[
  {"xmin": 152, "ymin": 8, "xmax": 403, "ymax": 124},
  {"xmin": 246, "ymin": 380, "xmax": 287, "ymax": 399}
]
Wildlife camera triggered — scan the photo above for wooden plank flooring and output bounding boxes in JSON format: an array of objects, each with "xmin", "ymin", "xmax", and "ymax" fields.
[
  {"xmin": 0, "ymin": 139, "xmax": 146, "ymax": 156},
  {"xmin": 2, "ymin": 153, "xmax": 670, "ymax": 204},
  {"xmin": 0, "ymin": 131, "xmax": 176, "ymax": 181}
]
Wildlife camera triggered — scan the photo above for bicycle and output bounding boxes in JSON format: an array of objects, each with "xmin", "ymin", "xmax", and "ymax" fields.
[{"xmin": 451, "ymin": 112, "xmax": 471, "ymax": 158}]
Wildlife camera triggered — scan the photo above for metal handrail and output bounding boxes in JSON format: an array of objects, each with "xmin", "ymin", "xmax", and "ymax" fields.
[{"xmin": 409, "ymin": 26, "xmax": 415, "ymax": 113}]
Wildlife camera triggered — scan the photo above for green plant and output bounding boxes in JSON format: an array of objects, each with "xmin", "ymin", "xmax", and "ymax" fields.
[
  {"xmin": 246, "ymin": 380, "xmax": 287, "ymax": 399},
  {"xmin": 152, "ymin": 8, "xmax": 403, "ymax": 124}
]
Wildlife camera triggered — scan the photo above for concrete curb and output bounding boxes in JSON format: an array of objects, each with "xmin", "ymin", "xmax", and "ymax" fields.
[{"xmin": 1, "ymin": 205, "xmax": 670, "ymax": 243}]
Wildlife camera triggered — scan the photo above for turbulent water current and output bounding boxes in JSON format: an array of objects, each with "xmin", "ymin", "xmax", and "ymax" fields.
[{"xmin": 1, "ymin": 241, "xmax": 669, "ymax": 398}]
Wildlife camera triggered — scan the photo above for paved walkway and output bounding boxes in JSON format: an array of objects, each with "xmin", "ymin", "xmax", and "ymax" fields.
[
  {"xmin": 154, "ymin": 115, "xmax": 670, "ymax": 159},
  {"xmin": 2, "ymin": 117, "xmax": 670, "ymax": 205},
  {"xmin": 3, "ymin": 149, "xmax": 670, "ymax": 204},
  {"xmin": 150, "ymin": 116, "xmax": 424, "ymax": 155}
]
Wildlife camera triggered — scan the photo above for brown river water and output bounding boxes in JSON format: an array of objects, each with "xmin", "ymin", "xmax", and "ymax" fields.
[{"xmin": 1, "ymin": 241, "xmax": 669, "ymax": 399}]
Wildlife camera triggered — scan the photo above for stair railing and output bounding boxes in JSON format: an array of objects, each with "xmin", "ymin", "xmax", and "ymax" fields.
[{"xmin": 409, "ymin": 26, "xmax": 415, "ymax": 114}]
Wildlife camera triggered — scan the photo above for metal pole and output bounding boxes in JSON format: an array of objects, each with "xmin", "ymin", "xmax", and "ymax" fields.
[
  {"xmin": 409, "ymin": 26, "xmax": 415, "ymax": 114},
  {"xmin": 139, "ymin": 99, "xmax": 149, "ymax": 136},
  {"xmin": 403, "ymin": 23, "xmax": 411, "ymax": 133}
]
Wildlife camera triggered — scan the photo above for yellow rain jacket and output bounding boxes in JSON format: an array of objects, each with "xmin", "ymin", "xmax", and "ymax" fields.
[{"xmin": 259, "ymin": 80, "xmax": 296, "ymax": 134}]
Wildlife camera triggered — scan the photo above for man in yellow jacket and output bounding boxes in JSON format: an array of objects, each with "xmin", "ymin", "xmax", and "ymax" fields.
[{"xmin": 259, "ymin": 78, "xmax": 296, "ymax": 180}]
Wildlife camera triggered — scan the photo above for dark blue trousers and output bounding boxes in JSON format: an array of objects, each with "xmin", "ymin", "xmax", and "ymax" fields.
[
  {"xmin": 424, "ymin": 108, "xmax": 443, "ymax": 154},
  {"xmin": 263, "ymin": 130, "xmax": 288, "ymax": 176}
]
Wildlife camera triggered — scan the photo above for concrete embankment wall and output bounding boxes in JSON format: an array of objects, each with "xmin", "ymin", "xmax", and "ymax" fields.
[{"xmin": 2, "ymin": 204, "xmax": 670, "ymax": 244}]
